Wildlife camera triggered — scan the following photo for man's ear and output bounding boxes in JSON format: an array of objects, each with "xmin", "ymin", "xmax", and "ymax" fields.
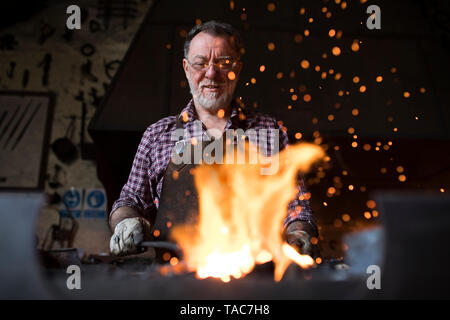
[
  {"xmin": 235, "ymin": 60, "xmax": 243, "ymax": 78},
  {"xmin": 183, "ymin": 58, "xmax": 188, "ymax": 74}
]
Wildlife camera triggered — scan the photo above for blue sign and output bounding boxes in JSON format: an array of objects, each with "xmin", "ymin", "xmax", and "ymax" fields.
[
  {"xmin": 63, "ymin": 189, "xmax": 81, "ymax": 208},
  {"xmin": 60, "ymin": 188, "xmax": 82, "ymax": 218},
  {"xmin": 87, "ymin": 190, "xmax": 105, "ymax": 208},
  {"xmin": 83, "ymin": 188, "xmax": 107, "ymax": 218}
]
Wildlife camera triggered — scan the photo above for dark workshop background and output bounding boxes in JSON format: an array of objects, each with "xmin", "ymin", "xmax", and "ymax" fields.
[{"xmin": 0, "ymin": 0, "xmax": 449, "ymax": 258}]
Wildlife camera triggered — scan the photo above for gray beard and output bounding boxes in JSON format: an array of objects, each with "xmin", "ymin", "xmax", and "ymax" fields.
[{"xmin": 187, "ymin": 76, "xmax": 236, "ymax": 112}]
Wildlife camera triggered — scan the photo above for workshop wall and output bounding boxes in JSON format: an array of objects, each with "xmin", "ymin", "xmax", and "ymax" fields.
[{"xmin": 0, "ymin": 0, "xmax": 153, "ymax": 254}]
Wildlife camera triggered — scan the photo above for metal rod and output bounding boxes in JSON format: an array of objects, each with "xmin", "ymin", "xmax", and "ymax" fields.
[{"xmin": 138, "ymin": 241, "xmax": 181, "ymax": 252}]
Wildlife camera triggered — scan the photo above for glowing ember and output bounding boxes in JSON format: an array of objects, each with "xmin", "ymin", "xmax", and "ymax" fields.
[
  {"xmin": 170, "ymin": 143, "xmax": 324, "ymax": 282},
  {"xmin": 267, "ymin": 3, "xmax": 276, "ymax": 12},
  {"xmin": 301, "ymin": 59, "xmax": 310, "ymax": 69},
  {"xmin": 366, "ymin": 200, "xmax": 376, "ymax": 209},
  {"xmin": 182, "ymin": 111, "xmax": 189, "ymax": 122},
  {"xmin": 332, "ymin": 46, "xmax": 341, "ymax": 56},
  {"xmin": 294, "ymin": 34, "xmax": 303, "ymax": 43},
  {"xmin": 227, "ymin": 71, "xmax": 236, "ymax": 80}
]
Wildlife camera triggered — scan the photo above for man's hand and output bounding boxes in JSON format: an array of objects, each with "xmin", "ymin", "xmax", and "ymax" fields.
[
  {"xmin": 285, "ymin": 221, "xmax": 317, "ymax": 257},
  {"xmin": 110, "ymin": 217, "xmax": 144, "ymax": 256},
  {"xmin": 286, "ymin": 230, "xmax": 313, "ymax": 257}
]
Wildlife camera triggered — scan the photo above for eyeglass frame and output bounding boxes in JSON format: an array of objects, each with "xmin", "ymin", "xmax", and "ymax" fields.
[{"xmin": 185, "ymin": 56, "xmax": 241, "ymax": 73}]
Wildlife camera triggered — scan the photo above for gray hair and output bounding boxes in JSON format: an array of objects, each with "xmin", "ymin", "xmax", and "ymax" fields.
[{"xmin": 183, "ymin": 20, "xmax": 244, "ymax": 59}]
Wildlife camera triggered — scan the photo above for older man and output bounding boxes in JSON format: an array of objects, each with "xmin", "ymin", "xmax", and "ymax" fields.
[{"xmin": 109, "ymin": 21, "xmax": 318, "ymax": 257}]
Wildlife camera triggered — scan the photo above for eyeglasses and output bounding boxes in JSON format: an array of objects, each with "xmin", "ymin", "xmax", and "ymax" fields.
[{"xmin": 187, "ymin": 58, "xmax": 239, "ymax": 73}]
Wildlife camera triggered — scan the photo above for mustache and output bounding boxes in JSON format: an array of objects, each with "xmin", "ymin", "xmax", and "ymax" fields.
[{"xmin": 200, "ymin": 81, "xmax": 225, "ymax": 88}]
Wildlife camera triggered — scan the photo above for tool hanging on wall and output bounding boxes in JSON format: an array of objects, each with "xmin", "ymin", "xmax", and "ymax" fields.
[
  {"xmin": 51, "ymin": 115, "xmax": 78, "ymax": 164},
  {"xmin": 47, "ymin": 164, "xmax": 66, "ymax": 204},
  {"xmin": 80, "ymin": 101, "xmax": 96, "ymax": 160},
  {"xmin": 41, "ymin": 204, "xmax": 79, "ymax": 250}
]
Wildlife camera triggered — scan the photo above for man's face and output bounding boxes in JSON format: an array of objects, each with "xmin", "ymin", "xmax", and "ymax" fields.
[{"xmin": 183, "ymin": 32, "xmax": 242, "ymax": 112}]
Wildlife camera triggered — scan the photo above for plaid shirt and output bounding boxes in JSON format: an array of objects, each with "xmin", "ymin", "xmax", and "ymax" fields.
[{"xmin": 112, "ymin": 99, "xmax": 317, "ymax": 234}]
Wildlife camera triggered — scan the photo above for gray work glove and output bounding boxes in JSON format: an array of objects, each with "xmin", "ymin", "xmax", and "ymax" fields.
[
  {"xmin": 285, "ymin": 221, "xmax": 316, "ymax": 257},
  {"xmin": 286, "ymin": 230, "xmax": 313, "ymax": 257},
  {"xmin": 110, "ymin": 217, "xmax": 144, "ymax": 256}
]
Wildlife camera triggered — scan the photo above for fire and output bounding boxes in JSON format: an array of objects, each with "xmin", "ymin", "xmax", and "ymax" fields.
[{"xmin": 170, "ymin": 143, "xmax": 324, "ymax": 282}]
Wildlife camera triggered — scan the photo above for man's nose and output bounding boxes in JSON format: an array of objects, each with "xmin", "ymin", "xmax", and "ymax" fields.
[{"xmin": 205, "ymin": 63, "xmax": 219, "ymax": 79}]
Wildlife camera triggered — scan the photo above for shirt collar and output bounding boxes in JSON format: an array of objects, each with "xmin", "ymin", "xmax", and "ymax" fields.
[{"xmin": 177, "ymin": 99, "xmax": 246, "ymax": 130}]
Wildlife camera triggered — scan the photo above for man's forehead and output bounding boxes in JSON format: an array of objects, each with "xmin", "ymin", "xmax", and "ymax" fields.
[{"xmin": 189, "ymin": 32, "xmax": 237, "ymax": 57}]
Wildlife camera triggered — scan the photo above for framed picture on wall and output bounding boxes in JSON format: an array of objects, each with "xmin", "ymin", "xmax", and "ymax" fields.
[{"xmin": 0, "ymin": 91, "xmax": 54, "ymax": 190}]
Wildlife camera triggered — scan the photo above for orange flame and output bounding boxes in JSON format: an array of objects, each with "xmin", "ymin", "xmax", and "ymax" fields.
[{"xmin": 170, "ymin": 143, "xmax": 324, "ymax": 282}]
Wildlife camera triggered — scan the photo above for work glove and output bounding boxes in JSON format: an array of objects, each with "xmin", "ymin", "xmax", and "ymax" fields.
[
  {"xmin": 286, "ymin": 229, "xmax": 313, "ymax": 257},
  {"xmin": 285, "ymin": 221, "xmax": 316, "ymax": 257},
  {"xmin": 110, "ymin": 217, "xmax": 144, "ymax": 256}
]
